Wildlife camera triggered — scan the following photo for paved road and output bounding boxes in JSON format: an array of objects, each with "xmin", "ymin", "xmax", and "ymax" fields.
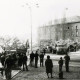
[
  {"xmin": 12, "ymin": 65, "xmax": 80, "ymax": 80},
  {"xmin": 27, "ymin": 51, "xmax": 80, "ymax": 67},
  {"xmin": 45, "ymin": 51, "xmax": 80, "ymax": 61},
  {"xmin": 44, "ymin": 52, "xmax": 80, "ymax": 67},
  {"xmin": 0, "ymin": 63, "xmax": 21, "ymax": 80}
]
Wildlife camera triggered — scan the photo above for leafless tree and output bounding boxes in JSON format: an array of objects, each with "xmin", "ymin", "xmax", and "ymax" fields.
[{"xmin": 0, "ymin": 36, "xmax": 26, "ymax": 50}]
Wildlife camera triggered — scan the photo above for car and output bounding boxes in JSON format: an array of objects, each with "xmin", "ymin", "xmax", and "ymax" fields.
[{"xmin": 56, "ymin": 44, "xmax": 67, "ymax": 55}]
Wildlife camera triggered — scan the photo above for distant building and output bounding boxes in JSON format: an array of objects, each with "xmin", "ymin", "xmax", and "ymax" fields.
[{"xmin": 38, "ymin": 16, "xmax": 80, "ymax": 48}]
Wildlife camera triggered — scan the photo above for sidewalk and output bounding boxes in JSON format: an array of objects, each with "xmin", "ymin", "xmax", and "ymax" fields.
[
  {"xmin": 0, "ymin": 63, "xmax": 21, "ymax": 80},
  {"xmin": 12, "ymin": 65, "xmax": 80, "ymax": 80}
]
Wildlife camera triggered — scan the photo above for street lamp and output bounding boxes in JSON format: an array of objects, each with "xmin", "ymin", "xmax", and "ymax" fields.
[
  {"xmin": 26, "ymin": 4, "xmax": 32, "ymax": 52},
  {"xmin": 25, "ymin": 3, "xmax": 39, "ymax": 52}
]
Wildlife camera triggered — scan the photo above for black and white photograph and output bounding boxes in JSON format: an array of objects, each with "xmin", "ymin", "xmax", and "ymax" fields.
[{"xmin": 0, "ymin": 0, "xmax": 80, "ymax": 80}]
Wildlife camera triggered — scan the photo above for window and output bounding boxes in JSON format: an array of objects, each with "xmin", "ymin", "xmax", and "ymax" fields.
[{"xmin": 68, "ymin": 27, "xmax": 69, "ymax": 29}]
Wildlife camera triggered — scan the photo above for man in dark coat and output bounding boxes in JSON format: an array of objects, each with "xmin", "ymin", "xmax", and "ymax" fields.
[
  {"xmin": 18, "ymin": 54, "xmax": 23, "ymax": 68},
  {"xmin": 45, "ymin": 55, "xmax": 53, "ymax": 78},
  {"xmin": 5, "ymin": 55, "xmax": 13, "ymax": 80},
  {"xmin": 64, "ymin": 54, "xmax": 70, "ymax": 72},
  {"xmin": 34, "ymin": 51, "xmax": 39, "ymax": 68},
  {"xmin": 30, "ymin": 51, "xmax": 34, "ymax": 67},
  {"xmin": 22, "ymin": 54, "xmax": 28, "ymax": 71},
  {"xmin": 39, "ymin": 52, "xmax": 44, "ymax": 67},
  {"xmin": 58, "ymin": 57, "xmax": 63, "ymax": 72},
  {"xmin": 43, "ymin": 48, "xmax": 46, "ymax": 55}
]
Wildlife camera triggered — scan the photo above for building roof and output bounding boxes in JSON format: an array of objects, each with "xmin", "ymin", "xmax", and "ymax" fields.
[
  {"xmin": 39, "ymin": 16, "xmax": 80, "ymax": 28},
  {"xmin": 54, "ymin": 16, "xmax": 80, "ymax": 24}
]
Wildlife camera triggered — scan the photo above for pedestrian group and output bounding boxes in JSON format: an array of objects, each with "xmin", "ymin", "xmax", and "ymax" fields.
[{"xmin": 0, "ymin": 49, "xmax": 70, "ymax": 80}]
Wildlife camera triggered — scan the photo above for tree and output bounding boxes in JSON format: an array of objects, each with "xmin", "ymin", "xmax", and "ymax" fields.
[
  {"xmin": 0, "ymin": 36, "xmax": 26, "ymax": 50},
  {"xmin": 0, "ymin": 37, "xmax": 11, "ymax": 50},
  {"xmin": 11, "ymin": 37, "xmax": 21, "ymax": 49}
]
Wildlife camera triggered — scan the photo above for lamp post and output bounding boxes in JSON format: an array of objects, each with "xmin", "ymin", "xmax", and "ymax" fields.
[
  {"xmin": 24, "ymin": 3, "xmax": 32, "ymax": 52},
  {"xmin": 30, "ymin": 7, "xmax": 32, "ymax": 52},
  {"xmin": 25, "ymin": 3, "xmax": 39, "ymax": 52}
]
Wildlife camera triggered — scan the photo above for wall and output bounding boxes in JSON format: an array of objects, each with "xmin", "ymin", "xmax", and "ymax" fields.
[
  {"xmin": 38, "ymin": 22, "xmax": 80, "ymax": 47},
  {"xmin": 38, "ymin": 25, "xmax": 56, "ymax": 47}
]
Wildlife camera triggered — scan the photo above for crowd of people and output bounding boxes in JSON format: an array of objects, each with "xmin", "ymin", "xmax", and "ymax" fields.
[
  {"xmin": 30, "ymin": 50, "xmax": 44, "ymax": 68},
  {"xmin": 58, "ymin": 54, "xmax": 70, "ymax": 79},
  {"xmin": 45, "ymin": 53, "xmax": 70, "ymax": 79},
  {"xmin": 0, "ymin": 50, "xmax": 45, "ymax": 80},
  {"xmin": 0, "ymin": 52, "xmax": 29, "ymax": 80},
  {"xmin": 0, "ymin": 49, "xmax": 70, "ymax": 80}
]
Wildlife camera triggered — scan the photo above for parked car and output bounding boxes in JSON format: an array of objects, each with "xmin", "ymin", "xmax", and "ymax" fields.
[{"xmin": 56, "ymin": 44, "xmax": 67, "ymax": 55}]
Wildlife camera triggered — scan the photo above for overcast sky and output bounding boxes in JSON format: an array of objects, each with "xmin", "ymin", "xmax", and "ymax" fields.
[{"xmin": 0, "ymin": 0, "xmax": 80, "ymax": 43}]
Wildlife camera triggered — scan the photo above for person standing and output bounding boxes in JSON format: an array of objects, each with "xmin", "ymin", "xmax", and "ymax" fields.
[
  {"xmin": 22, "ymin": 54, "xmax": 28, "ymax": 71},
  {"xmin": 58, "ymin": 57, "xmax": 63, "ymax": 72},
  {"xmin": 64, "ymin": 54, "xmax": 70, "ymax": 72},
  {"xmin": 34, "ymin": 51, "xmax": 39, "ymax": 68},
  {"xmin": 45, "ymin": 55, "xmax": 53, "ymax": 78},
  {"xmin": 39, "ymin": 52, "xmax": 44, "ymax": 67},
  {"xmin": 18, "ymin": 53, "xmax": 23, "ymax": 68},
  {"xmin": 43, "ymin": 48, "xmax": 46, "ymax": 55},
  {"xmin": 30, "ymin": 51, "xmax": 35, "ymax": 67},
  {"xmin": 5, "ymin": 55, "xmax": 13, "ymax": 80},
  {"xmin": 0, "ymin": 55, "xmax": 5, "ymax": 76},
  {"xmin": 1, "ymin": 55, "xmax": 5, "ymax": 67},
  {"xmin": 58, "ymin": 57, "xmax": 64, "ymax": 79}
]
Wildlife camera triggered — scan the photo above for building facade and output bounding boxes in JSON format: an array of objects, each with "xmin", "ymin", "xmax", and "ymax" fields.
[{"xmin": 38, "ymin": 16, "xmax": 80, "ymax": 48}]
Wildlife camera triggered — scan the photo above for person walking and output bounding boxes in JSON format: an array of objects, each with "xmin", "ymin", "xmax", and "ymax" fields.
[
  {"xmin": 30, "ymin": 51, "xmax": 35, "ymax": 67},
  {"xmin": 45, "ymin": 55, "xmax": 53, "ymax": 78},
  {"xmin": 34, "ymin": 51, "xmax": 39, "ymax": 68},
  {"xmin": 64, "ymin": 54, "xmax": 70, "ymax": 72},
  {"xmin": 39, "ymin": 52, "xmax": 44, "ymax": 67},
  {"xmin": 58, "ymin": 57, "xmax": 63, "ymax": 72},
  {"xmin": 22, "ymin": 54, "xmax": 28, "ymax": 71}
]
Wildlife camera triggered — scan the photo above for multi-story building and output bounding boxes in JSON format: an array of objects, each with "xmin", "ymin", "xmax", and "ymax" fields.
[{"xmin": 38, "ymin": 16, "xmax": 80, "ymax": 48}]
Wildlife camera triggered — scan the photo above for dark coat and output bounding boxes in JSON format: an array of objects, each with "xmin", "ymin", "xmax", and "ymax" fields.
[
  {"xmin": 64, "ymin": 55, "xmax": 70, "ymax": 64},
  {"xmin": 40, "ymin": 54, "xmax": 44, "ymax": 62},
  {"xmin": 5, "ymin": 57, "xmax": 13, "ymax": 69},
  {"xmin": 45, "ymin": 59, "xmax": 53, "ymax": 73},
  {"xmin": 30, "ymin": 53, "xmax": 34, "ymax": 61},
  {"xmin": 34, "ymin": 53, "xmax": 39, "ymax": 61},
  {"xmin": 58, "ymin": 59, "xmax": 63, "ymax": 66},
  {"xmin": 22, "ymin": 55, "xmax": 27, "ymax": 64},
  {"xmin": 18, "ymin": 55, "xmax": 23, "ymax": 66}
]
